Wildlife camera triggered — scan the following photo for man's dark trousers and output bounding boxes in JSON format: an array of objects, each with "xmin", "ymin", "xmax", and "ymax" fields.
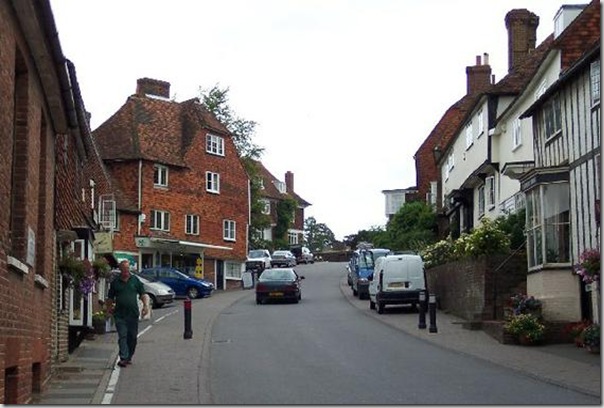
[{"xmin": 115, "ymin": 315, "xmax": 139, "ymax": 361}]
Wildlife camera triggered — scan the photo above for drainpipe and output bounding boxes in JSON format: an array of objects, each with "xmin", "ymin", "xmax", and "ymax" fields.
[{"xmin": 138, "ymin": 160, "xmax": 143, "ymax": 235}]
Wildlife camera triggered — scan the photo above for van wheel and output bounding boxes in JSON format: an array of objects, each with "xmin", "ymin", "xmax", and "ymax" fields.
[
  {"xmin": 352, "ymin": 286, "xmax": 358, "ymax": 296},
  {"xmin": 377, "ymin": 301, "xmax": 385, "ymax": 314},
  {"xmin": 369, "ymin": 300, "xmax": 375, "ymax": 310}
]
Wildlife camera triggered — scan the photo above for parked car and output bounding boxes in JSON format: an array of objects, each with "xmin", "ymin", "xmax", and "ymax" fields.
[
  {"xmin": 349, "ymin": 247, "xmax": 391, "ymax": 300},
  {"xmin": 109, "ymin": 270, "xmax": 176, "ymax": 309},
  {"xmin": 289, "ymin": 245, "xmax": 315, "ymax": 264},
  {"xmin": 246, "ymin": 249, "xmax": 272, "ymax": 272},
  {"xmin": 255, "ymin": 268, "xmax": 305, "ymax": 304},
  {"xmin": 139, "ymin": 266, "xmax": 214, "ymax": 299},
  {"xmin": 368, "ymin": 254, "xmax": 426, "ymax": 314},
  {"xmin": 270, "ymin": 250, "xmax": 296, "ymax": 267}
]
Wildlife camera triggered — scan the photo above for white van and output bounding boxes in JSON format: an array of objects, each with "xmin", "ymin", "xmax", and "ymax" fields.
[{"xmin": 368, "ymin": 254, "xmax": 426, "ymax": 314}]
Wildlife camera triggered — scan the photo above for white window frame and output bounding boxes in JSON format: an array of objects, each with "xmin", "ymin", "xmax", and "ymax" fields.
[
  {"xmin": 288, "ymin": 232, "xmax": 298, "ymax": 245},
  {"xmin": 478, "ymin": 185, "xmax": 485, "ymax": 217},
  {"xmin": 445, "ymin": 152, "xmax": 455, "ymax": 180},
  {"xmin": 185, "ymin": 214, "xmax": 199, "ymax": 235},
  {"xmin": 225, "ymin": 261, "xmax": 243, "ymax": 279},
  {"xmin": 274, "ymin": 180, "xmax": 286, "ymax": 194},
  {"xmin": 544, "ymin": 95, "xmax": 562, "ymax": 141},
  {"xmin": 465, "ymin": 121, "xmax": 473, "ymax": 150},
  {"xmin": 154, "ymin": 164, "xmax": 168, "ymax": 187},
  {"xmin": 150, "ymin": 210, "xmax": 170, "ymax": 231},
  {"xmin": 206, "ymin": 172, "xmax": 220, "ymax": 193},
  {"xmin": 206, "ymin": 133, "xmax": 225, "ymax": 156},
  {"xmin": 477, "ymin": 109, "xmax": 484, "ymax": 138},
  {"xmin": 486, "ymin": 176, "xmax": 495, "ymax": 209},
  {"xmin": 261, "ymin": 199, "xmax": 270, "ymax": 215},
  {"xmin": 591, "ymin": 59, "xmax": 601, "ymax": 106},
  {"xmin": 512, "ymin": 118, "xmax": 522, "ymax": 150},
  {"xmin": 535, "ymin": 80, "xmax": 547, "ymax": 100},
  {"xmin": 223, "ymin": 219, "xmax": 236, "ymax": 241}
]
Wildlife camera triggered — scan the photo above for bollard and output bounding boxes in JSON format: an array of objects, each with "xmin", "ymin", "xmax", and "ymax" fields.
[
  {"xmin": 418, "ymin": 290, "xmax": 427, "ymax": 329},
  {"xmin": 428, "ymin": 293, "xmax": 438, "ymax": 333},
  {"xmin": 183, "ymin": 298, "xmax": 193, "ymax": 339}
]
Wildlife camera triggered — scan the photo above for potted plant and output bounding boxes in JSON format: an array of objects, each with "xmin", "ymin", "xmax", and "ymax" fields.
[
  {"xmin": 581, "ymin": 323, "xmax": 600, "ymax": 354},
  {"xmin": 563, "ymin": 320, "xmax": 590, "ymax": 347},
  {"xmin": 504, "ymin": 314, "xmax": 546, "ymax": 345},
  {"xmin": 92, "ymin": 310, "xmax": 107, "ymax": 334}
]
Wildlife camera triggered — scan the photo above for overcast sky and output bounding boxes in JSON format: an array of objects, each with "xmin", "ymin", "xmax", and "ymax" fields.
[{"xmin": 49, "ymin": 0, "xmax": 588, "ymax": 240}]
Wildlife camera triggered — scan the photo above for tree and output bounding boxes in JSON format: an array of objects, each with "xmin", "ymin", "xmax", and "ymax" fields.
[
  {"xmin": 304, "ymin": 217, "xmax": 336, "ymax": 252},
  {"xmin": 386, "ymin": 201, "xmax": 438, "ymax": 252},
  {"xmin": 272, "ymin": 197, "xmax": 297, "ymax": 248}
]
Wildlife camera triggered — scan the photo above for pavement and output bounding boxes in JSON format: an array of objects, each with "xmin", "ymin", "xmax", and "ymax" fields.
[{"xmin": 33, "ymin": 274, "xmax": 601, "ymax": 405}]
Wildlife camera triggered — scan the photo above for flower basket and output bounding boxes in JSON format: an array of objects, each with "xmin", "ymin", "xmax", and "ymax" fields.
[
  {"xmin": 581, "ymin": 323, "xmax": 600, "ymax": 353},
  {"xmin": 92, "ymin": 311, "xmax": 107, "ymax": 334},
  {"xmin": 92, "ymin": 257, "xmax": 112, "ymax": 280},
  {"xmin": 573, "ymin": 248, "xmax": 600, "ymax": 284}
]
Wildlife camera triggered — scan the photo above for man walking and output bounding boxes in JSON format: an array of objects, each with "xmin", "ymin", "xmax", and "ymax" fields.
[{"xmin": 106, "ymin": 260, "xmax": 148, "ymax": 368}]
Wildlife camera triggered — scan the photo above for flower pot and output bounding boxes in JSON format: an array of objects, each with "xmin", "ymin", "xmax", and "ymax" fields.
[
  {"xmin": 518, "ymin": 335, "xmax": 540, "ymax": 346},
  {"xmin": 93, "ymin": 319, "xmax": 106, "ymax": 334}
]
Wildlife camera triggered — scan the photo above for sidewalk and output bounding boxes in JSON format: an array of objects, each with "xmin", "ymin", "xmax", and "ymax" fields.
[{"xmin": 34, "ymin": 281, "xmax": 601, "ymax": 404}]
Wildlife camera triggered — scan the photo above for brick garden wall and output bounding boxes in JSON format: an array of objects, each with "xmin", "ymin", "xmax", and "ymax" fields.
[{"xmin": 425, "ymin": 253, "xmax": 527, "ymax": 321}]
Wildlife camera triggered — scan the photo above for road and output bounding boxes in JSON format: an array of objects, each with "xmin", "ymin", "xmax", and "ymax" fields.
[
  {"xmin": 109, "ymin": 262, "xmax": 599, "ymax": 405},
  {"xmin": 208, "ymin": 262, "xmax": 597, "ymax": 405}
]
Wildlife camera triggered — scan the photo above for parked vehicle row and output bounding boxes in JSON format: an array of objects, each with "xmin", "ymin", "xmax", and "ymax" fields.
[
  {"xmin": 347, "ymin": 247, "xmax": 427, "ymax": 314},
  {"xmin": 109, "ymin": 270, "xmax": 176, "ymax": 309},
  {"xmin": 139, "ymin": 266, "xmax": 214, "ymax": 299}
]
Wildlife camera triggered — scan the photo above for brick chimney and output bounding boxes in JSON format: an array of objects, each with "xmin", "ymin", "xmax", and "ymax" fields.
[
  {"xmin": 136, "ymin": 78, "xmax": 171, "ymax": 98},
  {"xmin": 505, "ymin": 9, "xmax": 539, "ymax": 72},
  {"xmin": 285, "ymin": 171, "xmax": 294, "ymax": 193},
  {"xmin": 466, "ymin": 53, "xmax": 492, "ymax": 95}
]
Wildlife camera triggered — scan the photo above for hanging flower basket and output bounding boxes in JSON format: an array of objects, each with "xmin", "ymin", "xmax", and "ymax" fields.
[{"xmin": 573, "ymin": 248, "xmax": 600, "ymax": 284}]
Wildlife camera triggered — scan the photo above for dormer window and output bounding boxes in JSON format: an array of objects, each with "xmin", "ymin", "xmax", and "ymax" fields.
[
  {"xmin": 154, "ymin": 164, "xmax": 168, "ymax": 187},
  {"xmin": 206, "ymin": 134, "xmax": 225, "ymax": 156},
  {"xmin": 274, "ymin": 180, "xmax": 286, "ymax": 194}
]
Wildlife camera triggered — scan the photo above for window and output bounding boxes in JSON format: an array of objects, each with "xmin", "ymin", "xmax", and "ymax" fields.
[
  {"xmin": 154, "ymin": 164, "xmax": 168, "ymax": 187},
  {"xmin": 525, "ymin": 183, "xmax": 570, "ymax": 268},
  {"xmin": 535, "ymin": 80, "xmax": 547, "ymax": 100},
  {"xmin": 150, "ymin": 210, "xmax": 170, "ymax": 231},
  {"xmin": 429, "ymin": 181, "xmax": 437, "ymax": 207},
  {"xmin": 465, "ymin": 121, "xmax": 473, "ymax": 149},
  {"xmin": 225, "ymin": 261, "xmax": 243, "ymax": 279},
  {"xmin": 289, "ymin": 232, "xmax": 298, "ymax": 245},
  {"xmin": 261, "ymin": 199, "xmax": 270, "ymax": 215},
  {"xmin": 544, "ymin": 95, "xmax": 562, "ymax": 141},
  {"xmin": 591, "ymin": 60, "xmax": 600, "ymax": 105},
  {"xmin": 477, "ymin": 109, "xmax": 484, "ymax": 137},
  {"xmin": 486, "ymin": 176, "xmax": 495, "ymax": 209},
  {"xmin": 185, "ymin": 214, "xmax": 199, "ymax": 235},
  {"xmin": 274, "ymin": 180, "xmax": 286, "ymax": 194},
  {"xmin": 223, "ymin": 219, "xmax": 236, "ymax": 241},
  {"xmin": 206, "ymin": 134, "xmax": 225, "ymax": 156},
  {"xmin": 512, "ymin": 118, "xmax": 522, "ymax": 149},
  {"xmin": 206, "ymin": 172, "xmax": 220, "ymax": 193},
  {"xmin": 445, "ymin": 151, "xmax": 455, "ymax": 180},
  {"xmin": 478, "ymin": 185, "xmax": 485, "ymax": 216}
]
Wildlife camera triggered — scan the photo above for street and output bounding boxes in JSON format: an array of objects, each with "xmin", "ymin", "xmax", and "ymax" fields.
[{"xmin": 108, "ymin": 262, "xmax": 599, "ymax": 405}]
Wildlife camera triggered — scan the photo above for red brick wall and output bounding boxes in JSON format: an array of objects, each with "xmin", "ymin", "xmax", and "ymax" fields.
[
  {"xmin": 0, "ymin": 3, "xmax": 56, "ymax": 402},
  {"xmin": 425, "ymin": 253, "xmax": 527, "ymax": 321}
]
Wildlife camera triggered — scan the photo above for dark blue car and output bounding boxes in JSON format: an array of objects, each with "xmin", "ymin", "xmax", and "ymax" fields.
[{"xmin": 139, "ymin": 267, "xmax": 214, "ymax": 299}]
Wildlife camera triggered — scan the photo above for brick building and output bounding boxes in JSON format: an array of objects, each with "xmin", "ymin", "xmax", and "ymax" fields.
[{"xmin": 92, "ymin": 78, "xmax": 251, "ymax": 290}]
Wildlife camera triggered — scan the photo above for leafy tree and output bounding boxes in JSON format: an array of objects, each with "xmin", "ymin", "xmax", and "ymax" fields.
[
  {"xmin": 496, "ymin": 208, "xmax": 526, "ymax": 250},
  {"xmin": 343, "ymin": 226, "xmax": 388, "ymax": 250},
  {"xmin": 386, "ymin": 201, "xmax": 438, "ymax": 252},
  {"xmin": 304, "ymin": 216, "xmax": 336, "ymax": 252},
  {"xmin": 273, "ymin": 197, "xmax": 297, "ymax": 245}
]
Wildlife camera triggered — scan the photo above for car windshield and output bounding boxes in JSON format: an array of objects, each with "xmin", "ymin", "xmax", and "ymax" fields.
[
  {"xmin": 259, "ymin": 269, "xmax": 295, "ymax": 281},
  {"xmin": 248, "ymin": 250, "xmax": 266, "ymax": 258}
]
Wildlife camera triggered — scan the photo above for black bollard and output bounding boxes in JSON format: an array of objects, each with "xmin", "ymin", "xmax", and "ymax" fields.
[
  {"xmin": 418, "ymin": 290, "xmax": 427, "ymax": 329},
  {"xmin": 428, "ymin": 293, "xmax": 438, "ymax": 333},
  {"xmin": 183, "ymin": 298, "xmax": 193, "ymax": 339}
]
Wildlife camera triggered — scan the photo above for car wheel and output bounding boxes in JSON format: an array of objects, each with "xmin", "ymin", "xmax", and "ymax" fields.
[
  {"xmin": 256, "ymin": 297, "xmax": 262, "ymax": 305},
  {"xmin": 369, "ymin": 300, "xmax": 376, "ymax": 310},
  {"xmin": 377, "ymin": 301, "xmax": 385, "ymax": 314},
  {"xmin": 187, "ymin": 287, "xmax": 199, "ymax": 299},
  {"xmin": 148, "ymin": 294, "xmax": 159, "ymax": 309},
  {"xmin": 352, "ymin": 286, "xmax": 358, "ymax": 296}
]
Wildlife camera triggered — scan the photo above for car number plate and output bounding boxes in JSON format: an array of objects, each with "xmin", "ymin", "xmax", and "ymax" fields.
[
  {"xmin": 389, "ymin": 282, "xmax": 404, "ymax": 288},
  {"xmin": 269, "ymin": 292, "xmax": 284, "ymax": 297}
]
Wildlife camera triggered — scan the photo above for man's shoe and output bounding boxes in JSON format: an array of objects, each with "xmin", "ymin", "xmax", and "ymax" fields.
[
  {"xmin": 117, "ymin": 360, "xmax": 128, "ymax": 367},
  {"xmin": 125, "ymin": 359, "xmax": 132, "ymax": 365}
]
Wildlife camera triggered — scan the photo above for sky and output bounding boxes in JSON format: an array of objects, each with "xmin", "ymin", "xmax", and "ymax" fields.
[{"xmin": 49, "ymin": 0, "xmax": 590, "ymax": 240}]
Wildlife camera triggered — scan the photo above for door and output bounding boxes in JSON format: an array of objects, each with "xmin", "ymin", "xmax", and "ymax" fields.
[{"xmin": 216, "ymin": 260, "xmax": 224, "ymax": 290}]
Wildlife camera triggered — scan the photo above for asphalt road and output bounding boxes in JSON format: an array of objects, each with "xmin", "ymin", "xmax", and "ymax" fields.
[{"xmin": 208, "ymin": 262, "xmax": 598, "ymax": 405}]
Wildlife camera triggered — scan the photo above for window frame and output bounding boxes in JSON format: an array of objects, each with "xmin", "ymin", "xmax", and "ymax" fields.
[
  {"xmin": 465, "ymin": 121, "xmax": 473, "ymax": 150},
  {"xmin": 478, "ymin": 185, "xmax": 485, "ymax": 217},
  {"xmin": 185, "ymin": 214, "xmax": 200, "ymax": 235},
  {"xmin": 206, "ymin": 133, "xmax": 225, "ymax": 156},
  {"xmin": 154, "ymin": 164, "xmax": 169, "ymax": 188},
  {"xmin": 543, "ymin": 95, "xmax": 562, "ymax": 142},
  {"xmin": 206, "ymin": 171, "xmax": 220, "ymax": 193},
  {"xmin": 485, "ymin": 176, "xmax": 495, "ymax": 209},
  {"xmin": 224, "ymin": 261, "xmax": 243, "ymax": 279},
  {"xmin": 223, "ymin": 219, "xmax": 236, "ymax": 241},
  {"xmin": 150, "ymin": 209, "xmax": 171, "ymax": 231},
  {"xmin": 512, "ymin": 118, "xmax": 522, "ymax": 150},
  {"xmin": 261, "ymin": 199, "xmax": 270, "ymax": 215},
  {"xmin": 477, "ymin": 109, "xmax": 484, "ymax": 138},
  {"xmin": 591, "ymin": 59, "xmax": 601, "ymax": 106}
]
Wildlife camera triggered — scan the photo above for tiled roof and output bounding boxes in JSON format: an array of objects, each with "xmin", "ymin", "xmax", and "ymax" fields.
[
  {"xmin": 252, "ymin": 160, "xmax": 311, "ymax": 207},
  {"xmin": 93, "ymin": 95, "xmax": 230, "ymax": 167}
]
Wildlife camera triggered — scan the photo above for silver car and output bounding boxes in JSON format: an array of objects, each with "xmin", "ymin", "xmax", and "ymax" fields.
[{"xmin": 110, "ymin": 271, "xmax": 176, "ymax": 308}]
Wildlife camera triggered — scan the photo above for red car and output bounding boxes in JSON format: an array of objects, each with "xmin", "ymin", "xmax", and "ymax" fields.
[{"xmin": 256, "ymin": 268, "xmax": 305, "ymax": 304}]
